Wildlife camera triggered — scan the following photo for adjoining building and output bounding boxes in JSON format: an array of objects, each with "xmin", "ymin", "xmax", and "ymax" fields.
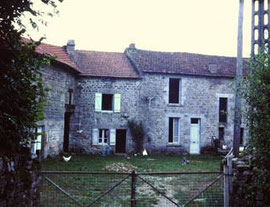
[{"xmin": 32, "ymin": 41, "xmax": 246, "ymax": 158}]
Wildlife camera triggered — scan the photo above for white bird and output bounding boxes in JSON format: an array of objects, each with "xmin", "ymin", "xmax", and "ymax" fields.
[
  {"xmin": 142, "ymin": 149, "xmax": 148, "ymax": 156},
  {"xmin": 63, "ymin": 156, "xmax": 72, "ymax": 162}
]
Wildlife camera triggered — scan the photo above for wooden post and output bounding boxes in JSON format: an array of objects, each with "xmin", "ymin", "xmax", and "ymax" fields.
[
  {"xmin": 227, "ymin": 154, "xmax": 233, "ymax": 193},
  {"xmin": 131, "ymin": 171, "xmax": 137, "ymax": 207},
  {"xmin": 233, "ymin": 0, "xmax": 244, "ymax": 157}
]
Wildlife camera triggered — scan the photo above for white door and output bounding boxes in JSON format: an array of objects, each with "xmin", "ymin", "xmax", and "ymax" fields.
[{"xmin": 190, "ymin": 119, "xmax": 200, "ymax": 154}]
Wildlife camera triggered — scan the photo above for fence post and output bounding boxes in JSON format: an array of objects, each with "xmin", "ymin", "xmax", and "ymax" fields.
[
  {"xmin": 224, "ymin": 164, "xmax": 229, "ymax": 207},
  {"xmin": 131, "ymin": 170, "xmax": 137, "ymax": 207}
]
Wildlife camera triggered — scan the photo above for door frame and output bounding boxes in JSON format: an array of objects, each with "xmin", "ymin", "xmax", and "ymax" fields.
[{"xmin": 116, "ymin": 129, "xmax": 127, "ymax": 153}]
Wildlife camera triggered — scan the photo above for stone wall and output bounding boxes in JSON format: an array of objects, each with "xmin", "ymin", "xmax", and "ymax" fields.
[
  {"xmin": 39, "ymin": 65, "xmax": 76, "ymax": 158},
  {"xmin": 70, "ymin": 77, "xmax": 142, "ymax": 154},
  {"xmin": 70, "ymin": 73, "xmax": 238, "ymax": 154},
  {"xmin": 140, "ymin": 74, "xmax": 236, "ymax": 153},
  {"xmin": 0, "ymin": 153, "xmax": 41, "ymax": 207}
]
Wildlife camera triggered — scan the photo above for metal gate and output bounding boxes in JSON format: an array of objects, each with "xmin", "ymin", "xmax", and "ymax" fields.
[{"xmin": 41, "ymin": 171, "xmax": 223, "ymax": 207}]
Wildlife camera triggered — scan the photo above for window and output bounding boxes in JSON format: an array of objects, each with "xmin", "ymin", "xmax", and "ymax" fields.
[
  {"xmin": 102, "ymin": 94, "xmax": 113, "ymax": 110},
  {"xmin": 99, "ymin": 129, "xmax": 109, "ymax": 144},
  {"xmin": 218, "ymin": 127, "xmax": 224, "ymax": 141},
  {"xmin": 169, "ymin": 78, "xmax": 180, "ymax": 104},
  {"xmin": 219, "ymin": 97, "xmax": 228, "ymax": 123},
  {"xmin": 92, "ymin": 128, "xmax": 116, "ymax": 145},
  {"xmin": 95, "ymin": 93, "xmax": 121, "ymax": 112},
  {"xmin": 31, "ymin": 126, "xmax": 44, "ymax": 156},
  {"xmin": 169, "ymin": 117, "xmax": 180, "ymax": 143}
]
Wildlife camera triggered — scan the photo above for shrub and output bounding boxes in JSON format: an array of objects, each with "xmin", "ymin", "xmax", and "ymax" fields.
[{"xmin": 128, "ymin": 120, "xmax": 145, "ymax": 153}]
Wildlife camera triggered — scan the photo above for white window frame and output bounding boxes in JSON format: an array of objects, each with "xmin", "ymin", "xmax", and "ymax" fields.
[
  {"xmin": 98, "ymin": 129, "xmax": 109, "ymax": 145},
  {"xmin": 168, "ymin": 117, "xmax": 180, "ymax": 144}
]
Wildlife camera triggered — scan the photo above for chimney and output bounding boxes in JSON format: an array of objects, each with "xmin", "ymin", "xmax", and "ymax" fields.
[
  {"xmin": 66, "ymin": 40, "xmax": 75, "ymax": 55},
  {"xmin": 129, "ymin": 43, "xmax": 136, "ymax": 49}
]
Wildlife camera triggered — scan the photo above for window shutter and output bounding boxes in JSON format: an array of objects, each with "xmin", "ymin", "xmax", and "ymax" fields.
[
  {"xmin": 92, "ymin": 128, "xmax": 99, "ymax": 145},
  {"xmin": 114, "ymin": 94, "xmax": 121, "ymax": 112},
  {"xmin": 95, "ymin": 93, "xmax": 102, "ymax": 112},
  {"xmin": 110, "ymin": 129, "xmax": 116, "ymax": 145}
]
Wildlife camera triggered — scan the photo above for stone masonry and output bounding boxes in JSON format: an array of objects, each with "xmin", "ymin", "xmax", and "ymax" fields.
[
  {"xmin": 36, "ymin": 41, "xmax": 246, "ymax": 157},
  {"xmin": 38, "ymin": 65, "xmax": 76, "ymax": 158}
]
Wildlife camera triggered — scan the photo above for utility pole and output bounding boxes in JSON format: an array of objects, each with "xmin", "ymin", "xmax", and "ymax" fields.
[
  {"xmin": 233, "ymin": 0, "xmax": 244, "ymax": 157},
  {"xmin": 251, "ymin": 0, "xmax": 270, "ymax": 56}
]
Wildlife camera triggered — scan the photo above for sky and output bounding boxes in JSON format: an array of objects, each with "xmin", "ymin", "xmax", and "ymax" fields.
[{"xmin": 26, "ymin": 0, "xmax": 252, "ymax": 57}]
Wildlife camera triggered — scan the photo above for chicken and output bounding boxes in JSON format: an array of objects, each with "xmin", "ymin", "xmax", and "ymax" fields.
[{"xmin": 63, "ymin": 156, "xmax": 72, "ymax": 162}]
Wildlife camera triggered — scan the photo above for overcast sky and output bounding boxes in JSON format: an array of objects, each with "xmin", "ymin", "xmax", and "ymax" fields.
[{"xmin": 27, "ymin": 0, "xmax": 252, "ymax": 57}]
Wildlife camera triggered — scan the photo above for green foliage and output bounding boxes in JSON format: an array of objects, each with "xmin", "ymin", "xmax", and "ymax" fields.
[
  {"xmin": 241, "ymin": 49, "xmax": 270, "ymax": 205},
  {"xmin": 128, "ymin": 120, "xmax": 145, "ymax": 153},
  {"xmin": 0, "ymin": 0, "xmax": 62, "ymax": 154}
]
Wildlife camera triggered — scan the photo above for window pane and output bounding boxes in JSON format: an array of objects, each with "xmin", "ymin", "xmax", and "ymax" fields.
[
  {"xmin": 173, "ymin": 118, "xmax": 179, "ymax": 142},
  {"xmin": 99, "ymin": 129, "xmax": 103, "ymax": 138},
  {"xmin": 168, "ymin": 118, "xmax": 173, "ymax": 143},
  {"xmin": 169, "ymin": 79, "xmax": 180, "ymax": 103},
  {"xmin": 102, "ymin": 94, "xmax": 113, "ymax": 110}
]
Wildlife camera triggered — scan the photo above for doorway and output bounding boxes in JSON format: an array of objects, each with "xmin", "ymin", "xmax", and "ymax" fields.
[
  {"xmin": 116, "ymin": 129, "xmax": 126, "ymax": 153},
  {"xmin": 190, "ymin": 118, "xmax": 201, "ymax": 154},
  {"xmin": 63, "ymin": 112, "xmax": 71, "ymax": 152}
]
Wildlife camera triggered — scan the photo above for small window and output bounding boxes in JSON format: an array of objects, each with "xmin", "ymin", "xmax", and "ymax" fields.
[
  {"xmin": 218, "ymin": 127, "xmax": 224, "ymax": 141},
  {"xmin": 169, "ymin": 117, "xmax": 180, "ymax": 143},
  {"xmin": 32, "ymin": 126, "xmax": 44, "ymax": 156},
  {"xmin": 99, "ymin": 129, "xmax": 109, "ymax": 144},
  {"xmin": 219, "ymin": 98, "xmax": 228, "ymax": 123},
  {"xmin": 191, "ymin": 118, "xmax": 199, "ymax": 124},
  {"xmin": 169, "ymin": 78, "xmax": 180, "ymax": 104},
  {"xmin": 102, "ymin": 94, "xmax": 113, "ymax": 111}
]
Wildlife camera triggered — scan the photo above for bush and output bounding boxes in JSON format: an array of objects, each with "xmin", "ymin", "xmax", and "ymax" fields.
[
  {"xmin": 128, "ymin": 120, "xmax": 145, "ymax": 153},
  {"xmin": 241, "ymin": 49, "xmax": 270, "ymax": 205}
]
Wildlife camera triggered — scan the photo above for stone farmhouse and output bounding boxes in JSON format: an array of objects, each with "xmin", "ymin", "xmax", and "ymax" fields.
[{"xmin": 32, "ymin": 40, "xmax": 246, "ymax": 159}]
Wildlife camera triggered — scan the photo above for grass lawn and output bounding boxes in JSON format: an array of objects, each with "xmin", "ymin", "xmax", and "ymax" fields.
[{"xmin": 41, "ymin": 154, "xmax": 221, "ymax": 172}]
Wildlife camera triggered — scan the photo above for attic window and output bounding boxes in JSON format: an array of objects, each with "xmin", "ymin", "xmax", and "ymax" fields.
[
  {"xmin": 169, "ymin": 78, "xmax": 181, "ymax": 104},
  {"xmin": 208, "ymin": 64, "xmax": 218, "ymax": 73}
]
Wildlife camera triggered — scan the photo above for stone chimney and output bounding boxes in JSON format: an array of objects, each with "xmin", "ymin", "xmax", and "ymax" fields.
[
  {"xmin": 129, "ymin": 43, "xmax": 136, "ymax": 49},
  {"xmin": 66, "ymin": 40, "xmax": 75, "ymax": 55}
]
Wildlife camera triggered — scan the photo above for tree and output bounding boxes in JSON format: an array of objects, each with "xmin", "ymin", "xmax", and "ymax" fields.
[
  {"xmin": 241, "ymin": 49, "xmax": 270, "ymax": 205},
  {"xmin": 0, "ymin": 0, "xmax": 62, "ymax": 154}
]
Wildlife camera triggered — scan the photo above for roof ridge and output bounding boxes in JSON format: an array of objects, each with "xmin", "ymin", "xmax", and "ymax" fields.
[
  {"xmin": 75, "ymin": 49, "xmax": 123, "ymax": 54},
  {"xmin": 129, "ymin": 48, "xmax": 238, "ymax": 59}
]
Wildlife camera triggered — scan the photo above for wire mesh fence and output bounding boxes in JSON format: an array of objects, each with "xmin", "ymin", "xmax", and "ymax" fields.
[{"xmin": 41, "ymin": 171, "xmax": 223, "ymax": 207}]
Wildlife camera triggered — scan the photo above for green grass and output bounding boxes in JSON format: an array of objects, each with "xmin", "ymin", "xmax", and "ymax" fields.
[
  {"xmin": 41, "ymin": 154, "xmax": 221, "ymax": 172},
  {"xmin": 41, "ymin": 155, "xmax": 223, "ymax": 207}
]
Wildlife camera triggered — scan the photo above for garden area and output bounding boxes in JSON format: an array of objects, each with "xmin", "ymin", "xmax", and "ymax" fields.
[
  {"xmin": 41, "ymin": 154, "xmax": 222, "ymax": 172},
  {"xmin": 41, "ymin": 154, "xmax": 223, "ymax": 207}
]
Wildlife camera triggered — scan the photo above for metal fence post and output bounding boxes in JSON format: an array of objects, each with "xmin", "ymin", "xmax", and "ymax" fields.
[{"xmin": 131, "ymin": 170, "xmax": 137, "ymax": 207}]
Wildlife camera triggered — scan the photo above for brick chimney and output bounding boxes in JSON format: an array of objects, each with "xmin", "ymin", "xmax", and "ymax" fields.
[{"xmin": 66, "ymin": 40, "xmax": 75, "ymax": 55}]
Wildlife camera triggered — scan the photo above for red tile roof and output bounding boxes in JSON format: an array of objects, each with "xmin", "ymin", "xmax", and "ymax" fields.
[
  {"xmin": 126, "ymin": 48, "xmax": 247, "ymax": 78},
  {"xmin": 73, "ymin": 50, "xmax": 140, "ymax": 78},
  {"xmin": 35, "ymin": 42, "xmax": 80, "ymax": 73}
]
